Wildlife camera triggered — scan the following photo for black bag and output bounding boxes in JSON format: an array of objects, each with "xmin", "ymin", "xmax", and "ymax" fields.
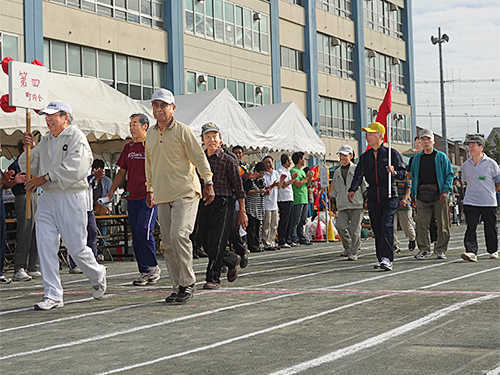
[{"xmin": 418, "ymin": 184, "xmax": 440, "ymax": 203}]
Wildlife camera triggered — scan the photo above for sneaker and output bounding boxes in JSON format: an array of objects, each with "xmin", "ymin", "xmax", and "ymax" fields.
[
  {"xmin": 340, "ymin": 251, "xmax": 348, "ymax": 257},
  {"xmin": 490, "ymin": 251, "xmax": 499, "ymax": 259},
  {"xmin": 380, "ymin": 257, "xmax": 393, "ymax": 271},
  {"xmin": 176, "ymin": 283, "xmax": 195, "ymax": 303},
  {"xmin": 300, "ymin": 241, "xmax": 313, "ymax": 246},
  {"xmin": 290, "ymin": 242, "xmax": 300, "ymax": 247},
  {"xmin": 347, "ymin": 254, "xmax": 358, "ymax": 261},
  {"xmin": 414, "ymin": 251, "xmax": 430, "ymax": 260},
  {"xmin": 34, "ymin": 297, "xmax": 64, "ymax": 310},
  {"xmin": 97, "ymin": 254, "xmax": 105, "ymax": 261},
  {"xmin": 92, "ymin": 266, "xmax": 107, "ymax": 300},
  {"xmin": 461, "ymin": 252, "xmax": 477, "ymax": 262},
  {"xmin": 0, "ymin": 275, "xmax": 11, "ymax": 284},
  {"xmin": 280, "ymin": 243, "xmax": 291, "ymax": 249},
  {"xmin": 374, "ymin": 261, "xmax": 382, "ymax": 269},
  {"xmin": 203, "ymin": 282, "xmax": 221, "ymax": 290},
  {"xmin": 69, "ymin": 266, "xmax": 83, "ymax": 274},
  {"xmin": 437, "ymin": 252, "xmax": 447, "ymax": 259},
  {"xmin": 393, "ymin": 246, "xmax": 401, "ymax": 255},
  {"xmin": 147, "ymin": 265, "xmax": 161, "ymax": 284},
  {"xmin": 240, "ymin": 253, "xmax": 249, "ymax": 269},
  {"xmin": 28, "ymin": 271, "xmax": 42, "ymax": 278},
  {"xmin": 133, "ymin": 273, "xmax": 150, "ymax": 286},
  {"xmin": 227, "ymin": 255, "xmax": 241, "ymax": 283},
  {"xmin": 264, "ymin": 247, "xmax": 278, "ymax": 251},
  {"xmin": 12, "ymin": 268, "xmax": 32, "ymax": 282},
  {"xmin": 165, "ymin": 292, "xmax": 177, "ymax": 303},
  {"xmin": 408, "ymin": 240, "xmax": 416, "ymax": 251}
]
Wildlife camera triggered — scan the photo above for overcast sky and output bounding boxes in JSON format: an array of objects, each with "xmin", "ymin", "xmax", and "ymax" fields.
[{"xmin": 412, "ymin": 0, "xmax": 500, "ymax": 142}]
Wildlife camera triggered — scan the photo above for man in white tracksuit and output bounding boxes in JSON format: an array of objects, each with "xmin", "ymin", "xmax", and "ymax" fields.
[{"xmin": 20, "ymin": 100, "xmax": 106, "ymax": 310}]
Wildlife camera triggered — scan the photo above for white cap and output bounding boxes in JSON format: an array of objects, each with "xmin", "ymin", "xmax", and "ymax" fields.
[
  {"xmin": 419, "ymin": 128, "xmax": 434, "ymax": 139},
  {"xmin": 39, "ymin": 100, "xmax": 72, "ymax": 115},
  {"xmin": 337, "ymin": 144, "xmax": 354, "ymax": 155},
  {"xmin": 151, "ymin": 89, "xmax": 175, "ymax": 105}
]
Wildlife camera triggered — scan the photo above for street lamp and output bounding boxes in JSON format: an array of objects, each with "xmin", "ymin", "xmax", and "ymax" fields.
[{"xmin": 431, "ymin": 27, "xmax": 449, "ymax": 156}]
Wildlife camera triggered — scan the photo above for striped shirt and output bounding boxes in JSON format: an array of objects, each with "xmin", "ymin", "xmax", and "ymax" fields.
[
  {"xmin": 396, "ymin": 176, "xmax": 412, "ymax": 211},
  {"xmin": 244, "ymin": 178, "xmax": 265, "ymax": 220}
]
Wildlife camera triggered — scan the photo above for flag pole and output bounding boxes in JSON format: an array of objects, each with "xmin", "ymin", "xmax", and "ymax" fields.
[
  {"xmin": 387, "ymin": 109, "xmax": 392, "ymax": 199},
  {"xmin": 26, "ymin": 109, "xmax": 32, "ymax": 219}
]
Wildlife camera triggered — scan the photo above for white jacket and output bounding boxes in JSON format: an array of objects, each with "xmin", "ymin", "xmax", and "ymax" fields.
[
  {"xmin": 19, "ymin": 125, "xmax": 93, "ymax": 194},
  {"xmin": 331, "ymin": 162, "xmax": 366, "ymax": 211}
]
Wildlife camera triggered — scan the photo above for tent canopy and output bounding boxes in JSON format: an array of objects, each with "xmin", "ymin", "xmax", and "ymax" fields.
[{"xmin": 244, "ymin": 101, "xmax": 325, "ymax": 156}]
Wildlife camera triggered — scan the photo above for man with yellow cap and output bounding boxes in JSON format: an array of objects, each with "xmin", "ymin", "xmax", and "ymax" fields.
[{"xmin": 347, "ymin": 122, "xmax": 406, "ymax": 271}]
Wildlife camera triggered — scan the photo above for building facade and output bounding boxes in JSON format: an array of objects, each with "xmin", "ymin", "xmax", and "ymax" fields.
[{"xmin": 0, "ymin": 0, "xmax": 416, "ymax": 164}]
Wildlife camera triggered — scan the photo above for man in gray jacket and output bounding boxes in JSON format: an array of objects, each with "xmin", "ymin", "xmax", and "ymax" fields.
[{"xmin": 330, "ymin": 145, "xmax": 366, "ymax": 260}]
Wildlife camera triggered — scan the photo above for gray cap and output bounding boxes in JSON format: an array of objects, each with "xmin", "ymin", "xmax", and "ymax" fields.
[
  {"xmin": 39, "ymin": 100, "xmax": 72, "ymax": 115},
  {"xmin": 201, "ymin": 122, "xmax": 220, "ymax": 135},
  {"xmin": 464, "ymin": 135, "xmax": 485, "ymax": 147},
  {"xmin": 337, "ymin": 144, "xmax": 354, "ymax": 155},
  {"xmin": 151, "ymin": 89, "xmax": 175, "ymax": 105},
  {"xmin": 419, "ymin": 128, "xmax": 434, "ymax": 139}
]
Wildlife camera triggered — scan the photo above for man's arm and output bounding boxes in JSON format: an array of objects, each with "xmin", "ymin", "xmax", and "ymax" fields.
[
  {"xmin": 294, "ymin": 170, "xmax": 313, "ymax": 188},
  {"xmin": 105, "ymin": 168, "xmax": 127, "ymax": 200}
]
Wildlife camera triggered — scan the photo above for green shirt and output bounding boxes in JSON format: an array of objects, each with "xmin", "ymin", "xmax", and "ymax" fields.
[{"xmin": 291, "ymin": 167, "xmax": 308, "ymax": 205}]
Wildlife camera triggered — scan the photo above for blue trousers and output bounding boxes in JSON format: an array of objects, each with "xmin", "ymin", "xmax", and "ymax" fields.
[
  {"xmin": 367, "ymin": 198, "xmax": 398, "ymax": 262},
  {"xmin": 291, "ymin": 203, "xmax": 308, "ymax": 243},
  {"xmin": 128, "ymin": 198, "xmax": 158, "ymax": 273},
  {"xmin": 0, "ymin": 194, "xmax": 6, "ymax": 276}
]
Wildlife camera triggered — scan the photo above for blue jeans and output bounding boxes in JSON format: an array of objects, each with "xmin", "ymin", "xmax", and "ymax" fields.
[
  {"xmin": 291, "ymin": 203, "xmax": 308, "ymax": 243},
  {"xmin": 128, "ymin": 198, "xmax": 158, "ymax": 273}
]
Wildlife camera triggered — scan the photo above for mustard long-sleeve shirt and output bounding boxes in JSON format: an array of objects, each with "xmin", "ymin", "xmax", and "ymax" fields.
[{"xmin": 145, "ymin": 119, "xmax": 213, "ymax": 204}]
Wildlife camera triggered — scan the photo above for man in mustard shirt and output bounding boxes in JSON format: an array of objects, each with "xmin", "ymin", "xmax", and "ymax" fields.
[{"xmin": 145, "ymin": 89, "xmax": 214, "ymax": 303}]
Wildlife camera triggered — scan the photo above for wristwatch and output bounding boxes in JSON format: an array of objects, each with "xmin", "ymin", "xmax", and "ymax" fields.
[
  {"xmin": 44, "ymin": 173, "xmax": 51, "ymax": 182},
  {"xmin": 205, "ymin": 180, "xmax": 214, "ymax": 185}
]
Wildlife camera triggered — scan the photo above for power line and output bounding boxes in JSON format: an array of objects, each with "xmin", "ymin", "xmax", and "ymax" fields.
[
  {"xmin": 415, "ymin": 78, "xmax": 500, "ymax": 84},
  {"xmin": 415, "ymin": 114, "xmax": 497, "ymax": 118}
]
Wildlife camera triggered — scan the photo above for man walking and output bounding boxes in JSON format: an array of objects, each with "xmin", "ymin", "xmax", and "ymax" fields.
[
  {"xmin": 393, "ymin": 172, "xmax": 416, "ymax": 253},
  {"xmin": 20, "ymin": 100, "xmax": 107, "ymax": 309},
  {"xmin": 460, "ymin": 135, "xmax": 500, "ymax": 262},
  {"xmin": 145, "ymin": 89, "xmax": 214, "ymax": 303},
  {"xmin": 410, "ymin": 129, "xmax": 453, "ymax": 260},
  {"xmin": 277, "ymin": 154, "xmax": 298, "ymax": 248}
]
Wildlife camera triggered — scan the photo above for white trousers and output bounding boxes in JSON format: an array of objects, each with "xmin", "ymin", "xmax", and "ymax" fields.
[
  {"xmin": 262, "ymin": 210, "xmax": 279, "ymax": 247},
  {"xmin": 36, "ymin": 191, "xmax": 105, "ymax": 302}
]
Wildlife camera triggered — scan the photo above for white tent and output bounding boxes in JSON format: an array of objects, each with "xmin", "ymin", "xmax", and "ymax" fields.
[
  {"xmin": 1, "ymin": 72, "xmax": 152, "ymax": 160},
  {"xmin": 244, "ymin": 101, "xmax": 325, "ymax": 156}
]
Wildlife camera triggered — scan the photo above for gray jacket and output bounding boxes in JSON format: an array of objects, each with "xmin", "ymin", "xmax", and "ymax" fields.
[{"xmin": 331, "ymin": 162, "xmax": 366, "ymax": 211}]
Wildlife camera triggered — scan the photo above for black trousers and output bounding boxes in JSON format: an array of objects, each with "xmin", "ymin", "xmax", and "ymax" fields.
[
  {"xmin": 247, "ymin": 214, "xmax": 262, "ymax": 252},
  {"xmin": 199, "ymin": 196, "xmax": 239, "ymax": 284},
  {"xmin": 463, "ymin": 205, "xmax": 498, "ymax": 255},
  {"xmin": 367, "ymin": 198, "xmax": 398, "ymax": 262},
  {"xmin": 277, "ymin": 201, "xmax": 293, "ymax": 245},
  {"xmin": 229, "ymin": 208, "xmax": 247, "ymax": 258}
]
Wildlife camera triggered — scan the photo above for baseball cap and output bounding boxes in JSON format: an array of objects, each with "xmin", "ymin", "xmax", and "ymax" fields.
[
  {"xmin": 201, "ymin": 122, "xmax": 220, "ymax": 135},
  {"xmin": 151, "ymin": 89, "xmax": 175, "ymax": 105},
  {"xmin": 464, "ymin": 135, "xmax": 485, "ymax": 147},
  {"xmin": 362, "ymin": 122, "xmax": 386, "ymax": 135},
  {"xmin": 337, "ymin": 144, "xmax": 354, "ymax": 155},
  {"xmin": 38, "ymin": 100, "xmax": 72, "ymax": 115},
  {"xmin": 419, "ymin": 128, "xmax": 434, "ymax": 139}
]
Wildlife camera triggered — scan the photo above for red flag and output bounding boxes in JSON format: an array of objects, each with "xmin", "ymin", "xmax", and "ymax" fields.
[{"xmin": 375, "ymin": 82, "xmax": 392, "ymax": 143}]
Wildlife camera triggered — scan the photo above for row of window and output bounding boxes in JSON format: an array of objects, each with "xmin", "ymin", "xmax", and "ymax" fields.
[
  {"xmin": 0, "ymin": 32, "xmax": 19, "ymax": 61},
  {"xmin": 43, "ymin": 39, "xmax": 166, "ymax": 100},
  {"xmin": 365, "ymin": 49, "xmax": 405, "ymax": 93},
  {"xmin": 316, "ymin": 0, "xmax": 352, "ymax": 20},
  {"xmin": 317, "ymin": 33, "xmax": 354, "ymax": 80},
  {"xmin": 363, "ymin": 0, "xmax": 403, "ymax": 40},
  {"xmin": 186, "ymin": 71, "xmax": 271, "ymax": 108},
  {"xmin": 319, "ymin": 96, "xmax": 356, "ymax": 139},
  {"xmin": 47, "ymin": 0, "xmax": 164, "ymax": 29},
  {"xmin": 283, "ymin": 0, "xmax": 303, "ymax": 5},
  {"xmin": 185, "ymin": 0, "xmax": 269, "ymax": 54},
  {"xmin": 367, "ymin": 108, "xmax": 411, "ymax": 144},
  {"xmin": 281, "ymin": 46, "xmax": 305, "ymax": 72}
]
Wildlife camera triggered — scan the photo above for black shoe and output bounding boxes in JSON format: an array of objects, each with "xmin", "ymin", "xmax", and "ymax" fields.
[
  {"xmin": 176, "ymin": 284, "xmax": 195, "ymax": 303},
  {"xmin": 300, "ymin": 241, "xmax": 312, "ymax": 246},
  {"xmin": 408, "ymin": 240, "xmax": 416, "ymax": 251},
  {"xmin": 195, "ymin": 248, "xmax": 208, "ymax": 258},
  {"xmin": 165, "ymin": 292, "xmax": 177, "ymax": 303},
  {"xmin": 249, "ymin": 248, "xmax": 264, "ymax": 253},
  {"xmin": 264, "ymin": 247, "xmax": 278, "ymax": 251},
  {"xmin": 240, "ymin": 253, "xmax": 249, "ymax": 269},
  {"xmin": 394, "ymin": 246, "xmax": 401, "ymax": 254},
  {"xmin": 193, "ymin": 252, "xmax": 199, "ymax": 259}
]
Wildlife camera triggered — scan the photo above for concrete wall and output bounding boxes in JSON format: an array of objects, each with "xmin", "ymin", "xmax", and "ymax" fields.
[{"xmin": 0, "ymin": 0, "xmax": 25, "ymax": 61}]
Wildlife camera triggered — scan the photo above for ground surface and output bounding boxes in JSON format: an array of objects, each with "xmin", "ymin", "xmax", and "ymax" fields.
[{"xmin": 1, "ymin": 224, "xmax": 499, "ymax": 375}]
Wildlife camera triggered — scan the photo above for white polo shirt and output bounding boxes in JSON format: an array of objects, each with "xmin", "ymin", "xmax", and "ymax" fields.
[
  {"xmin": 263, "ymin": 169, "xmax": 280, "ymax": 211},
  {"xmin": 277, "ymin": 165, "xmax": 293, "ymax": 202},
  {"xmin": 462, "ymin": 154, "xmax": 500, "ymax": 207}
]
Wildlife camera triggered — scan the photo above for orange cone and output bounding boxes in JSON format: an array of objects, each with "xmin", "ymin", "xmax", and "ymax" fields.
[{"xmin": 314, "ymin": 218, "xmax": 324, "ymax": 241}]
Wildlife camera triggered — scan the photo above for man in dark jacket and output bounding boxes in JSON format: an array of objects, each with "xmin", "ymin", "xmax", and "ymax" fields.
[{"xmin": 348, "ymin": 122, "xmax": 406, "ymax": 271}]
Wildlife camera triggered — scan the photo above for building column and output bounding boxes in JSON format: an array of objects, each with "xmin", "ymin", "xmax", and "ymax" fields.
[
  {"xmin": 270, "ymin": 0, "xmax": 281, "ymax": 104},
  {"xmin": 24, "ymin": 0, "xmax": 43, "ymax": 64},
  {"xmin": 403, "ymin": 0, "xmax": 416, "ymax": 142},
  {"xmin": 165, "ymin": 0, "xmax": 185, "ymax": 95},
  {"xmin": 352, "ymin": 0, "xmax": 367, "ymax": 154}
]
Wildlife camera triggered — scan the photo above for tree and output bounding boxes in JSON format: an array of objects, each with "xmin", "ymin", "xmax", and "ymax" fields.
[{"xmin": 485, "ymin": 134, "xmax": 500, "ymax": 164}]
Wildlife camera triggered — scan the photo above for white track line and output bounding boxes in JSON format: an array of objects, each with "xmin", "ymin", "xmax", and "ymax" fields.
[
  {"xmin": 486, "ymin": 363, "xmax": 500, "ymax": 375},
  {"xmin": 267, "ymin": 294, "xmax": 499, "ymax": 375}
]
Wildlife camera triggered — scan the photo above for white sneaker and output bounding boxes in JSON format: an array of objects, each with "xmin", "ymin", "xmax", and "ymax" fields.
[
  {"xmin": 147, "ymin": 266, "xmax": 161, "ymax": 284},
  {"xmin": 347, "ymin": 254, "xmax": 358, "ymax": 261},
  {"xmin": 12, "ymin": 268, "xmax": 32, "ymax": 282},
  {"xmin": 280, "ymin": 244, "xmax": 291, "ymax": 249},
  {"xmin": 69, "ymin": 266, "xmax": 83, "ymax": 274},
  {"xmin": 133, "ymin": 273, "xmax": 150, "ymax": 286},
  {"xmin": 490, "ymin": 251, "xmax": 499, "ymax": 259},
  {"xmin": 380, "ymin": 257, "xmax": 393, "ymax": 271},
  {"xmin": 34, "ymin": 297, "xmax": 64, "ymax": 310},
  {"xmin": 0, "ymin": 275, "xmax": 11, "ymax": 284},
  {"xmin": 97, "ymin": 254, "xmax": 105, "ymax": 261},
  {"xmin": 92, "ymin": 266, "xmax": 107, "ymax": 299},
  {"xmin": 414, "ymin": 251, "xmax": 430, "ymax": 260},
  {"xmin": 436, "ymin": 252, "xmax": 447, "ymax": 259},
  {"xmin": 461, "ymin": 252, "xmax": 477, "ymax": 262},
  {"xmin": 28, "ymin": 271, "xmax": 42, "ymax": 278}
]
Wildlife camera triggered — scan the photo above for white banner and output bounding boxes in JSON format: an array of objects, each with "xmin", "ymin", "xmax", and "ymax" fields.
[{"xmin": 8, "ymin": 61, "xmax": 48, "ymax": 110}]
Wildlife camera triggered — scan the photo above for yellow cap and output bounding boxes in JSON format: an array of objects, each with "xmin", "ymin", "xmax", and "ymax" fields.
[{"xmin": 362, "ymin": 122, "xmax": 386, "ymax": 135}]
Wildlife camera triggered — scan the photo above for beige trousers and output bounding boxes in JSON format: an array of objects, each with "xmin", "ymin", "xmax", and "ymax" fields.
[
  {"xmin": 415, "ymin": 199, "xmax": 450, "ymax": 254},
  {"xmin": 262, "ymin": 210, "xmax": 279, "ymax": 248},
  {"xmin": 393, "ymin": 209, "xmax": 416, "ymax": 246},
  {"xmin": 157, "ymin": 196, "xmax": 199, "ymax": 290}
]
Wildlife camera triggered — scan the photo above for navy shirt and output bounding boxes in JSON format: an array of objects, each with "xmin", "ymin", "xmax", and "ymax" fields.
[{"xmin": 7, "ymin": 159, "xmax": 25, "ymax": 196}]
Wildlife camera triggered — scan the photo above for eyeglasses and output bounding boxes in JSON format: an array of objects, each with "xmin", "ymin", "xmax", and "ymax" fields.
[{"xmin": 152, "ymin": 102, "xmax": 171, "ymax": 109}]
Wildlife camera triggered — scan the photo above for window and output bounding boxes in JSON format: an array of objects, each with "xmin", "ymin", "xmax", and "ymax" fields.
[
  {"xmin": 319, "ymin": 96, "xmax": 355, "ymax": 139},
  {"xmin": 363, "ymin": 0, "xmax": 403, "ymax": 40},
  {"xmin": 185, "ymin": 0, "xmax": 269, "ymax": 54},
  {"xmin": 186, "ymin": 70, "xmax": 271, "ymax": 107},
  {"xmin": 367, "ymin": 108, "xmax": 411, "ymax": 144},
  {"xmin": 316, "ymin": 0, "xmax": 352, "ymax": 20},
  {"xmin": 280, "ymin": 46, "xmax": 305, "ymax": 72},
  {"xmin": 365, "ymin": 49, "xmax": 405, "ymax": 93},
  {"xmin": 0, "ymin": 32, "xmax": 20, "ymax": 61},
  {"xmin": 46, "ymin": 0, "xmax": 164, "ymax": 29},
  {"xmin": 44, "ymin": 39, "xmax": 166, "ymax": 100},
  {"xmin": 317, "ymin": 33, "xmax": 354, "ymax": 80},
  {"xmin": 283, "ymin": 0, "xmax": 302, "ymax": 5}
]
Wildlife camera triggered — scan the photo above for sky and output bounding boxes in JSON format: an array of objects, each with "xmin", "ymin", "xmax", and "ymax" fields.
[{"xmin": 412, "ymin": 0, "xmax": 500, "ymax": 142}]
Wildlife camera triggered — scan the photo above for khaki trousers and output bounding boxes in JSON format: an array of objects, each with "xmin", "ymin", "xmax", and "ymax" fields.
[
  {"xmin": 262, "ymin": 210, "xmax": 279, "ymax": 248},
  {"xmin": 415, "ymin": 199, "xmax": 450, "ymax": 254},
  {"xmin": 393, "ymin": 209, "xmax": 416, "ymax": 246},
  {"xmin": 157, "ymin": 196, "xmax": 199, "ymax": 290},
  {"xmin": 336, "ymin": 209, "xmax": 364, "ymax": 256}
]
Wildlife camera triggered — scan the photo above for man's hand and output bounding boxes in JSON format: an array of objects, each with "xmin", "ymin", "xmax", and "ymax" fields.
[
  {"xmin": 411, "ymin": 197, "xmax": 417, "ymax": 208},
  {"xmin": 238, "ymin": 210, "xmax": 248, "ymax": 229},
  {"xmin": 306, "ymin": 170, "xmax": 314, "ymax": 179},
  {"xmin": 279, "ymin": 174, "xmax": 287, "ymax": 183},
  {"xmin": 347, "ymin": 191, "xmax": 355, "ymax": 204},
  {"xmin": 439, "ymin": 192, "xmax": 448, "ymax": 203},
  {"xmin": 104, "ymin": 189, "xmax": 115, "ymax": 201},
  {"xmin": 386, "ymin": 165, "xmax": 395, "ymax": 176},
  {"xmin": 22, "ymin": 132, "xmax": 36, "ymax": 147},
  {"xmin": 363, "ymin": 200, "xmax": 368, "ymax": 210},
  {"xmin": 399, "ymin": 199, "xmax": 407, "ymax": 208},
  {"xmin": 25, "ymin": 175, "xmax": 47, "ymax": 192},
  {"xmin": 146, "ymin": 192, "xmax": 156, "ymax": 208},
  {"xmin": 331, "ymin": 204, "xmax": 337, "ymax": 214},
  {"xmin": 1, "ymin": 170, "xmax": 15, "ymax": 185},
  {"xmin": 93, "ymin": 168, "xmax": 105, "ymax": 180},
  {"xmin": 291, "ymin": 171, "xmax": 298, "ymax": 180},
  {"xmin": 203, "ymin": 184, "xmax": 215, "ymax": 205},
  {"xmin": 14, "ymin": 173, "xmax": 26, "ymax": 185}
]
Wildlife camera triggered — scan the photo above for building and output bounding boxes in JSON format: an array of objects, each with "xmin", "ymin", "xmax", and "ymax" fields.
[{"xmin": 1, "ymin": 0, "xmax": 416, "ymax": 164}]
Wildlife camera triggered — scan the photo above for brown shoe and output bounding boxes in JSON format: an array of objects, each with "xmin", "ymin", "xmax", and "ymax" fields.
[
  {"xmin": 227, "ymin": 255, "xmax": 241, "ymax": 283},
  {"xmin": 203, "ymin": 282, "xmax": 221, "ymax": 290}
]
